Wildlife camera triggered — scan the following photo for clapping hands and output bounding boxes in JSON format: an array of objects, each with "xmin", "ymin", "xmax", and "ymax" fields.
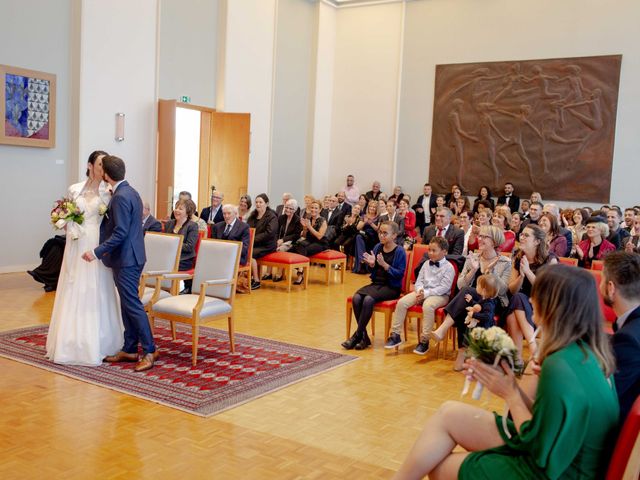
[{"xmin": 362, "ymin": 251, "xmax": 376, "ymax": 267}]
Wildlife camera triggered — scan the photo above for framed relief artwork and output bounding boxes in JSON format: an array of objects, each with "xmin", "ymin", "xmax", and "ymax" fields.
[{"xmin": 0, "ymin": 65, "xmax": 56, "ymax": 148}]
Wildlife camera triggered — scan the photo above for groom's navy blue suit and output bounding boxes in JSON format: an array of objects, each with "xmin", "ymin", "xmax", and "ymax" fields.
[{"xmin": 94, "ymin": 180, "xmax": 156, "ymax": 355}]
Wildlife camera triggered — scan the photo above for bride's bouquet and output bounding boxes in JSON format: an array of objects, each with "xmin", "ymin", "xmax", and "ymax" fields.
[
  {"xmin": 462, "ymin": 326, "xmax": 521, "ymax": 400},
  {"xmin": 51, "ymin": 197, "xmax": 85, "ymax": 240}
]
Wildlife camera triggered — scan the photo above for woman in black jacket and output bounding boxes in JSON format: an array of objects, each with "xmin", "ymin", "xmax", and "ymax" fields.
[{"xmin": 247, "ymin": 193, "xmax": 278, "ymax": 290}]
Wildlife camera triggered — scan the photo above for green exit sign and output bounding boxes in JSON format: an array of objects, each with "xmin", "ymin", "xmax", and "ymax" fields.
[{"xmin": 180, "ymin": 95, "xmax": 191, "ymax": 104}]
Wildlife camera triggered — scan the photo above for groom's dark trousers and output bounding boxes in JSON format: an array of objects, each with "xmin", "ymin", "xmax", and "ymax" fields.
[{"xmin": 95, "ymin": 180, "xmax": 155, "ymax": 354}]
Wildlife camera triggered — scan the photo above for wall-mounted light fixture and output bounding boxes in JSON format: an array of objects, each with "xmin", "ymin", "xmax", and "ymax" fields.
[{"xmin": 115, "ymin": 113, "xmax": 125, "ymax": 142}]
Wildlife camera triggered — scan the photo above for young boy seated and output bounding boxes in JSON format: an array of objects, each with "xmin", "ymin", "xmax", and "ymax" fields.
[{"xmin": 384, "ymin": 236, "xmax": 455, "ymax": 355}]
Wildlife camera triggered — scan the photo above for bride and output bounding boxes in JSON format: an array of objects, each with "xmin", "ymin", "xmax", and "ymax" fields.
[{"xmin": 46, "ymin": 151, "xmax": 124, "ymax": 366}]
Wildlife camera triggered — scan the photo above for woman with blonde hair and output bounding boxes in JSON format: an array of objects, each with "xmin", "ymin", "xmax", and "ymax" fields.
[{"xmin": 394, "ymin": 265, "xmax": 618, "ymax": 480}]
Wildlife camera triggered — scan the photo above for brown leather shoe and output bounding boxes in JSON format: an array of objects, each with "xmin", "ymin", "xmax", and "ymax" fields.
[
  {"xmin": 104, "ymin": 351, "xmax": 139, "ymax": 363},
  {"xmin": 134, "ymin": 351, "xmax": 160, "ymax": 372}
]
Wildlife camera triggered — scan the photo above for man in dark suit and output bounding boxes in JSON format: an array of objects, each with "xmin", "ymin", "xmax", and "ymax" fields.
[
  {"xmin": 602, "ymin": 251, "xmax": 640, "ymax": 424},
  {"xmin": 82, "ymin": 155, "xmax": 157, "ymax": 372},
  {"xmin": 275, "ymin": 193, "xmax": 294, "ymax": 217},
  {"xmin": 211, "ymin": 204, "xmax": 250, "ymax": 265},
  {"xmin": 497, "ymin": 182, "xmax": 520, "ymax": 212},
  {"xmin": 422, "ymin": 207, "xmax": 464, "ymax": 255},
  {"xmin": 365, "ymin": 181, "xmax": 382, "ymax": 202},
  {"xmin": 336, "ymin": 191, "xmax": 352, "ymax": 216},
  {"xmin": 200, "ymin": 190, "xmax": 224, "ymax": 225},
  {"xmin": 413, "ymin": 183, "xmax": 438, "ymax": 234},
  {"xmin": 142, "ymin": 201, "xmax": 162, "ymax": 233},
  {"xmin": 321, "ymin": 195, "xmax": 344, "ymax": 246},
  {"xmin": 607, "ymin": 207, "xmax": 630, "ymax": 250}
]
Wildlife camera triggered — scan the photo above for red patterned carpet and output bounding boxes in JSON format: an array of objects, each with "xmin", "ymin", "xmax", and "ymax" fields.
[{"xmin": 0, "ymin": 321, "xmax": 356, "ymax": 417}]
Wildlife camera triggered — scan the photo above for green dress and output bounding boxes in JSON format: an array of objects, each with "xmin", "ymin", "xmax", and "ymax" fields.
[{"xmin": 459, "ymin": 341, "xmax": 619, "ymax": 479}]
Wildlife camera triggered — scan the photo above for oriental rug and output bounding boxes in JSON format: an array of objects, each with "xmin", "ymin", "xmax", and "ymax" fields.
[{"xmin": 0, "ymin": 321, "xmax": 356, "ymax": 417}]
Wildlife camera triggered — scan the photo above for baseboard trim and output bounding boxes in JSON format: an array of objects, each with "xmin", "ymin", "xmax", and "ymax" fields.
[{"xmin": 0, "ymin": 264, "xmax": 38, "ymax": 274}]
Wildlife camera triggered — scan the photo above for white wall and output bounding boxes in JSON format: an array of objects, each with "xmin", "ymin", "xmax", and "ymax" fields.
[
  {"xmin": 0, "ymin": 0, "xmax": 72, "ymax": 272},
  {"xmin": 217, "ymin": 0, "xmax": 277, "ymax": 197},
  {"xmin": 158, "ymin": 0, "xmax": 218, "ymax": 108},
  {"xmin": 329, "ymin": 2, "xmax": 403, "ymax": 198},
  {"xmin": 269, "ymin": 0, "xmax": 315, "ymax": 202},
  {"xmin": 396, "ymin": 0, "xmax": 640, "ymax": 206},
  {"xmin": 77, "ymin": 0, "xmax": 159, "ymax": 205}
]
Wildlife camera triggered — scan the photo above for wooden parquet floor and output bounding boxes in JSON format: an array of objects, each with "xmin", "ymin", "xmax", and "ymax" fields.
[{"xmin": 0, "ymin": 269, "xmax": 502, "ymax": 479}]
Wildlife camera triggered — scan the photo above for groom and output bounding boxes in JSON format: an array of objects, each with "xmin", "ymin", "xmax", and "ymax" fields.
[{"xmin": 82, "ymin": 155, "xmax": 158, "ymax": 372}]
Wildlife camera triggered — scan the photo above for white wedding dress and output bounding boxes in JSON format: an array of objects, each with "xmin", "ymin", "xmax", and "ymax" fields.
[{"xmin": 46, "ymin": 181, "xmax": 124, "ymax": 366}]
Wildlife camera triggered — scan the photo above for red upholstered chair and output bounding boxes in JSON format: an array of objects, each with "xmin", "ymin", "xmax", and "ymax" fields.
[
  {"xmin": 591, "ymin": 259, "xmax": 604, "ymax": 271},
  {"xmin": 558, "ymin": 256, "xmax": 579, "ymax": 266},
  {"xmin": 309, "ymin": 250, "xmax": 347, "ymax": 285},
  {"xmin": 237, "ymin": 228, "xmax": 255, "ymax": 294},
  {"xmin": 257, "ymin": 251, "xmax": 310, "ymax": 292},
  {"xmin": 587, "ymin": 269, "xmax": 617, "ymax": 334},
  {"xmin": 345, "ymin": 250, "xmax": 412, "ymax": 343},
  {"xmin": 606, "ymin": 396, "xmax": 640, "ymax": 480}
]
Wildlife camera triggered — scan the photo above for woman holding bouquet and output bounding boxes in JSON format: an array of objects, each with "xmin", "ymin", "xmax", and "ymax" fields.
[
  {"xmin": 46, "ymin": 151, "xmax": 124, "ymax": 366},
  {"xmin": 394, "ymin": 265, "xmax": 619, "ymax": 480}
]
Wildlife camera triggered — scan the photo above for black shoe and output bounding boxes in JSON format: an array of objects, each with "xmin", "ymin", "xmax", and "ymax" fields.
[
  {"xmin": 27, "ymin": 270, "xmax": 44, "ymax": 284},
  {"xmin": 261, "ymin": 274, "xmax": 273, "ymax": 281},
  {"xmin": 413, "ymin": 341, "xmax": 430, "ymax": 355},
  {"xmin": 44, "ymin": 285, "xmax": 56, "ymax": 292},
  {"xmin": 341, "ymin": 333, "xmax": 361, "ymax": 350},
  {"xmin": 179, "ymin": 287, "xmax": 191, "ymax": 295},
  {"xmin": 384, "ymin": 333, "xmax": 402, "ymax": 349},
  {"xmin": 354, "ymin": 333, "xmax": 372, "ymax": 350},
  {"xmin": 293, "ymin": 275, "xmax": 304, "ymax": 285},
  {"xmin": 273, "ymin": 276, "xmax": 283, "ymax": 282},
  {"xmin": 251, "ymin": 280, "xmax": 261, "ymax": 290}
]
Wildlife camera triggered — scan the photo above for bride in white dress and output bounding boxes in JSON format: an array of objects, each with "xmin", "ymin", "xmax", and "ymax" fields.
[{"xmin": 46, "ymin": 151, "xmax": 124, "ymax": 366}]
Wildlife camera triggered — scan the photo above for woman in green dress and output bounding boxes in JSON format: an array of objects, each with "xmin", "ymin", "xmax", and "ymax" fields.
[{"xmin": 394, "ymin": 264, "xmax": 619, "ymax": 480}]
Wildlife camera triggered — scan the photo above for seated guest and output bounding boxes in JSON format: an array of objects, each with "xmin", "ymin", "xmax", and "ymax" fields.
[
  {"xmin": 211, "ymin": 204, "xmax": 250, "ymax": 265},
  {"xmin": 200, "ymin": 190, "xmax": 224, "ymax": 225},
  {"xmin": 458, "ymin": 210, "xmax": 474, "ymax": 256},
  {"xmin": 356, "ymin": 194, "xmax": 368, "ymax": 214},
  {"xmin": 299, "ymin": 194, "xmax": 314, "ymax": 220},
  {"xmin": 276, "ymin": 198, "xmax": 303, "ymax": 252},
  {"xmin": 431, "ymin": 226, "xmax": 511, "ymax": 369},
  {"xmin": 395, "ymin": 265, "xmax": 618, "ymax": 480},
  {"xmin": 530, "ymin": 191, "xmax": 542, "ymax": 203},
  {"xmin": 377, "ymin": 199, "xmax": 389, "ymax": 219},
  {"xmin": 623, "ymin": 214, "xmax": 640, "ymax": 253},
  {"xmin": 238, "ymin": 194, "xmax": 252, "ymax": 222},
  {"xmin": 539, "ymin": 212, "xmax": 567, "ymax": 258},
  {"xmin": 602, "ymin": 251, "xmax": 640, "ymax": 424},
  {"xmin": 397, "ymin": 198, "xmax": 417, "ymax": 249},
  {"xmin": 142, "ymin": 201, "xmax": 162, "ymax": 233},
  {"xmin": 473, "ymin": 185, "xmax": 495, "ymax": 212},
  {"xmin": 365, "ymin": 181, "xmax": 382, "ymax": 202},
  {"xmin": 472, "ymin": 199, "xmax": 492, "ymax": 216},
  {"xmin": 275, "ymin": 192, "xmax": 293, "ymax": 216},
  {"xmin": 575, "ymin": 216, "xmax": 615, "ymax": 268},
  {"xmin": 447, "ymin": 186, "xmax": 464, "ymax": 212},
  {"xmin": 422, "ymin": 207, "xmax": 464, "ymax": 255},
  {"xmin": 388, "ymin": 185, "xmax": 404, "ymax": 204},
  {"xmin": 569, "ymin": 208, "xmax": 588, "ymax": 255},
  {"xmin": 444, "ymin": 184, "xmax": 461, "ymax": 206},
  {"xmin": 522, "ymin": 201, "xmax": 543, "ymax": 227},
  {"xmin": 290, "ymin": 199, "xmax": 329, "ymax": 284},
  {"xmin": 342, "ymin": 221, "xmax": 407, "ymax": 350},
  {"xmin": 378, "ymin": 199, "xmax": 396, "ymax": 223},
  {"xmin": 607, "ymin": 206, "xmax": 630, "ymax": 249},
  {"xmin": 453, "ymin": 196, "xmax": 471, "ymax": 216},
  {"xmin": 561, "ymin": 208, "xmax": 575, "ymax": 228},
  {"xmin": 343, "ymin": 174, "xmax": 360, "ymax": 206},
  {"xmin": 520, "ymin": 198, "xmax": 531, "ymax": 218},
  {"xmin": 506, "ymin": 224, "xmax": 558, "ymax": 363},
  {"xmin": 491, "ymin": 206, "xmax": 515, "ymax": 253},
  {"xmin": 466, "ymin": 208, "xmax": 492, "ymax": 252},
  {"xmin": 435, "ymin": 194, "xmax": 446, "ymax": 210},
  {"xmin": 385, "ymin": 236, "xmax": 454, "ymax": 355},
  {"xmin": 335, "ymin": 204, "xmax": 362, "ymax": 258},
  {"xmin": 336, "ymin": 191, "xmax": 352, "ymax": 216},
  {"xmin": 498, "ymin": 182, "xmax": 520, "ymax": 213},
  {"xmin": 165, "ymin": 199, "xmax": 199, "ymax": 294},
  {"xmin": 321, "ymin": 195, "xmax": 345, "ymax": 244},
  {"xmin": 170, "ymin": 190, "xmax": 196, "ymax": 220},
  {"xmin": 247, "ymin": 193, "xmax": 279, "ymax": 290},
  {"xmin": 413, "ymin": 183, "xmax": 437, "ymax": 234},
  {"xmin": 510, "ymin": 211, "xmax": 524, "ymax": 243},
  {"xmin": 28, "ymin": 235, "xmax": 66, "ymax": 292},
  {"xmin": 623, "ymin": 207, "xmax": 635, "ymax": 232},
  {"xmin": 543, "ymin": 203, "xmax": 572, "ymax": 256},
  {"xmin": 353, "ymin": 201, "xmax": 381, "ymax": 273}
]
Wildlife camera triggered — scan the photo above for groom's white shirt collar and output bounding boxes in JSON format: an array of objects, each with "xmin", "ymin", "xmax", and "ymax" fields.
[{"xmin": 112, "ymin": 180, "xmax": 125, "ymax": 194}]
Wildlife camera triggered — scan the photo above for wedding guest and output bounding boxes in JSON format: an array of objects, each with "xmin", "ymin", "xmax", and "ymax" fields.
[
  {"xmin": 458, "ymin": 210, "xmax": 474, "ymax": 256},
  {"xmin": 466, "ymin": 208, "xmax": 493, "ymax": 252},
  {"xmin": 397, "ymin": 198, "xmax": 417, "ymax": 248},
  {"xmin": 336, "ymin": 191, "xmax": 352, "ymax": 216},
  {"xmin": 342, "ymin": 221, "xmax": 406, "ymax": 350},
  {"xmin": 247, "ymin": 193, "xmax": 278, "ymax": 290},
  {"xmin": 539, "ymin": 212, "xmax": 567, "ymax": 258},
  {"xmin": 422, "ymin": 207, "xmax": 464, "ymax": 255},
  {"xmin": 335, "ymin": 204, "xmax": 362, "ymax": 258},
  {"xmin": 353, "ymin": 200, "xmax": 381, "ymax": 273},
  {"xmin": 356, "ymin": 194, "xmax": 368, "ymax": 215},
  {"xmin": 275, "ymin": 192, "xmax": 293, "ymax": 216},
  {"xmin": 142, "ymin": 201, "xmax": 162, "ymax": 233},
  {"xmin": 530, "ymin": 191, "xmax": 542, "ymax": 204},
  {"xmin": 492, "ymin": 206, "xmax": 515, "ymax": 253},
  {"xmin": 606, "ymin": 207, "xmax": 630, "ymax": 250},
  {"xmin": 498, "ymin": 182, "xmax": 520, "ymax": 213},
  {"xmin": 623, "ymin": 215, "xmax": 640, "ymax": 253},
  {"xmin": 238, "ymin": 194, "xmax": 252, "ymax": 222},
  {"xmin": 165, "ymin": 199, "xmax": 199, "ymax": 294},
  {"xmin": 413, "ymin": 183, "xmax": 437, "ymax": 234},
  {"xmin": 28, "ymin": 235, "xmax": 66, "ymax": 292},
  {"xmin": 385, "ymin": 236, "xmax": 454, "ymax": 355},
  {"xmin": 290, "ymin": 199, "xmax": 329, "ymax": 284},
  {"xmin": 365, "ymin": 181, "xmax": 383, "ymax": 202},
  {"xmin": 448, "ymin": 186, "xmax": 464, "ymax": 212},
  {"xmin": 569, "ymin": 208, "xmax": 588, "ymax": 255},
  {"xmin": 394, "ymin": 265, "xmax": 618, "ymax": 480},
  {"xmin": 343, "ymin": 174, "xmax": 360, "ymax": 206},
  {"xmin": 623, "ymin": 207, "xmax": 635, "ymax": 232},
  {"xmin": 264, "ymin": 199, "xmax": 303, "ymax": 282},
  {"xmin": 506, "ymin": 224, "xmax": 558, "ymax": 363},
  {"xmin": 602, "ymin": 251, "xmax": 640, "ymax": 424},
  {"xmin": 473, "ymin": 185, "xmax": 495, "ymax": 212},
  {"xmin": 200, "ymin": 190, "xmax": 224, "ymax": 225},
  {"xmin": 520, "ymin": 199, "xmax": 531, "ymax": 219},
  {"xmin": 211, "ymin": 204, "xmax": 250, "ymax": 264},
  {"xmin": 431, "ymin": 226, "xmax": 512, "ymax": 370},
  {"xmin": 453, "ymin": 196, "xmax": 471, "ymax": 216},
  {"xmin": 510, "ymin": 211, "xmax": 524, "ymax": 243},
  {"xmin": 575, "ymin": 216, "xmax": 615, "ymax": 269},
  {"xmin": 388, "ymin": 185, "xmax": 404, "ymax": 204},
  {"xmin": 300, "ymin": 194, "xmax": 314, "ymax": 220}
]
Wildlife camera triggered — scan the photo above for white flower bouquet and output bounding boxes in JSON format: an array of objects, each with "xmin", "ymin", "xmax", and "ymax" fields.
[
  {"xmin": 51, "ymin": 197, "xmax": 85, "ymax": 240},
  {"xmin": 98, "ymin": 203, "xmax": 108, "ymax": 216},
  {"xmin": 462, "ymin": 326, "xmax": 521, "ymax": 400}
]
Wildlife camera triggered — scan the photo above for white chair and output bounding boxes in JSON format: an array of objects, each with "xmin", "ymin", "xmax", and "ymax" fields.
[
  {"xmin": 149, "ymin": 239, "xmax": 242, "ymax": 366},
  {"xmin": 138, "ymin": 232, "xmax": 183, "ymax": 314}
]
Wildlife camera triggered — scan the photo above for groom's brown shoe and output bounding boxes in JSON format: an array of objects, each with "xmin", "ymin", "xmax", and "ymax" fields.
[
  {"xmin": 104, "ymin": 351, "xmax": 139, "ymax": 363},
  {"xmin": 134, "ymin": 351, "xmax": 160, "ymax": 372}
]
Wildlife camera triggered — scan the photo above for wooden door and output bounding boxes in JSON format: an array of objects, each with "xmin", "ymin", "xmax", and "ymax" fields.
[{"xmin": 156, "ymin": 99, "xmax": 177, "ymax": 219}]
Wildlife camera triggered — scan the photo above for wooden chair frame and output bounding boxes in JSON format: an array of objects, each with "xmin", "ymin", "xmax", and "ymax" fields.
[
  {"xmin": 309, "ymin": 251, "xmax": 346, "ymax": 285},
  {"xmin": 237, "ymin": 228, "xmax": 255, "ymax": 294}
]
